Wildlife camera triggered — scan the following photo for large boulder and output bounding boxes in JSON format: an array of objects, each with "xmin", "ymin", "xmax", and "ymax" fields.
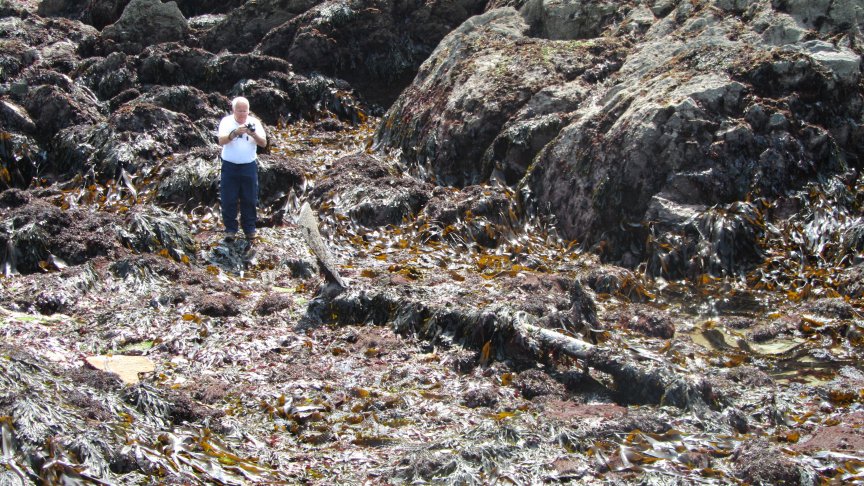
[
  {"xmin": 38, "ymin": 0, "xmax": 130, "ymax": 29},
  {"xmin": 309, "ymin": 153, "xmax": 433, "ymax": 228},
  {"xmin": 133, "ymin": 85, "xmax": 229, "ymax": 123},
  {"xmin": 774, "ymin": 0, "xmax": 864, "ymax": 34},
  {"xmin": 19, "ymin": 70, "xmax": 106, "ymax": 141},
  {"xmin": 137, "ymin": 43, "xmax": 214, "ymax": 87},
  {"xmin": 74, "ymin": 51, "xmax": 139, "ymax": 100},
  {"xmin": 231, "ymin": 72, "xmax": 368, "ymax": 124},
  {"xmin": 374, "ymin": 1, "xmax": 864, "ymax": 275},
  {"xmin": 519, "ymin": 0, "xmax": 620, "ymax": 40},
  {"xmin": 200, "ymin": 0, "xmax": 322, "ymax": 54},
  {"xmin": 257, "ymin": 0, "xmax": 486, "ymax": 105},
  {"xmin": 525, "ymin": 3, "xmax": 862, "ymax": 263},
  {"xmin": 101, "ymin": 0, "xmax": 189, "ymax": 53},
  {"xmin": 197, "ymin": 53, "xmax": 294, "ymax": 93},
  {"xmin": 49, "ymin": 102, "xmax": 211, "ymax": 182},
  {"xmin": 375, "ymin": 8, "xmax": 628, "ymax": 186}
]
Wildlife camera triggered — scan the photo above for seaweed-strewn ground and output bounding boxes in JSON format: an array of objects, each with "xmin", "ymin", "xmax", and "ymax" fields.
[{"xmin": 2, "ymin": 119, "xmax": 863, "ymax": 485}]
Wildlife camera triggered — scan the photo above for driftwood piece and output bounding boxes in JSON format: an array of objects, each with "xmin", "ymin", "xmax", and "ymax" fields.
[
  {"xmin": 298, "ymin": 202, "xmax": 347, "ymax": 289},
  {"xmin": 511, "ymin": 312, "xmax": 702, "ymax": 409},
  {"xmin": 329, "ymin": 291, "xmax": 705, "ymax": 410}
]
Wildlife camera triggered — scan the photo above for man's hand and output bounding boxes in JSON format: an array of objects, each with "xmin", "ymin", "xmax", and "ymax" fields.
[
  {"xmin": 232, "ymin": 126, "xmax": 250, "ymax": 139},
  {"xmin": 220, "ymin": 124, "xmax": 265, "ymax": 147}
]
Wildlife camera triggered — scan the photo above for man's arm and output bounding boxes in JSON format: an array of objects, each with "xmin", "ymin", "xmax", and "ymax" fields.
[
  {"xmin": 218, "ymin": 117, "xmax": 234, "ymax": 146},
  {"xmin": 218, "ymin": 128, "xmax": 233, "ymax": 146},
  {"xmin": 218, "ymin": 127, "xmax": 241, "ymax": 146}
]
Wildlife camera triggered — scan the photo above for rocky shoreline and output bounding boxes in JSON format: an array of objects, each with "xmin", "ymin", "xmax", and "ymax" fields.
[{"xmin": 2, "ymin": 0, "xmax": 863, "ymax": 484}]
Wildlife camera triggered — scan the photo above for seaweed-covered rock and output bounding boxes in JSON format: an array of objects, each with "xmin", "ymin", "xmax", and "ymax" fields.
[
  {"xmin": 255, "ymin": 292, "xmax": 294, "ymax": 316},
  {"xmin": 839, "ymin": 264, "xmax": 864, "ymax": 298},
  {"xmin": 101, "ymin": 0, "xmax": 189, "ymax": 54},
  {"xmin": 197, "ymin": 53, "xmax": 294, "ymax": 95},
  {"xmin": 805, "ymin": 298, "xmax": 856, "ymax": 319},
  {"xmin": 154, "ymin": 148, "xmax": 219, "ymax": 208},
  {"xmin": 0, "ymin": 131, "xmax": 43, "ymax": 190},
  {"xmin": 732, "ymin": 439, "xmax": 811, "ymax": 485},
  {"xmin": 193, "ymin": 292, "xmax": 241, "ymax": 317},
  {"xmin": 583, "ymin": 265, "xmax": 650, "ymax": 302},
  {"xmin": 376, "ymin": 1, "xmax": 863, "ymax": 278},
  {"xmin": 20, "ymin": 73, "xmax": 105, "ymax": 142},
  {"xmin": 117, "ymin": 206, "xmax": 197, "ymax": 262},
  {"xmin": 75, "ymin": 52, "xmax": 139, "ymax": 101},
  {"xmin": 514, "ymin": 368, "xmax": 564, "ymax": 399},
  {"xmin": 257, "ymin": 0, "xmax": 486, "ymax": 105},
  {"xmin": 615, "ymin": 305, "xmax": 675, "ymax": 339},
  {"xmin": 376, "ymin": 8, "xmax": 625, "ymax": 186},
  {"xmin": 0, "ymin": 189, "xmax": 30, "ymax": 208},
  {"xmin": 0, "ymin": 198, "xmax": 123, "ymax": 275},
  {"xmin": 137, "ymin": 43, "xmax": 214, "ymax": 87},
  {"xmin": 0, "ymin": 100, "xmax": 36, "ymax": 135},
  {"xmin": 50, "ymin": 103, "xmax": 211, "ymax": 181},
  {"xmin": 645, "ymin": 200, "xmax": 767, "ymax": 278},
  {"xmin": 310, "ymin": 154, "xmax": 433, "ymax": 228},
  {"xmin": 462, "ymin": 386, "xmax": 499, "ymax": 408},
  {"xmin": 416, "ymin": 184, "xmax": 523, "ymax": 249},
  {"xmin": 200, "ymin": 0, "xmax": 320, "ymax": 54}
]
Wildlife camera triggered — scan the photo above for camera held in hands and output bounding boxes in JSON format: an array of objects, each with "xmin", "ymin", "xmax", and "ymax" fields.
[{"xmin": 245, "ymin": 123, "xmax": 256, "ymax": 132}]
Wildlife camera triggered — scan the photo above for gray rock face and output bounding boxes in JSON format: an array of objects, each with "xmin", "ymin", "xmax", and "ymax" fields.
[
  {"xmin": 38, "ymin": 0, "xmax": 129, "ymax": 29},
  {"xmin": 376, "ymin": 8, "xmax": 628, "ymax": 186},
  {"xmin": 520, "ymin": 0, "xmax": 619, "ymax": 40},
  {"xmin": 200, "ymin": 0, "xmax": 321, "ymax": 54},
  {"xmin": 102, "ymin": 0, "xmax": 189, "ymax": 52},
  {"xmin": 375, "ymin": 0, "xmax": 864, "ymax": 273},
  {"xmin": 255, "ymin": 0, "xmax": 487, "ymax": 104},
  {"xmin": 776, "ymin": 0, "xmax": 864, "ymax": 33}
]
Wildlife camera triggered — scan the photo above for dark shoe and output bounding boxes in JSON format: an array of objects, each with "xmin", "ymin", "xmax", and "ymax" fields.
[
  {"xmin": 241, "ymin": 238, "xmax": 257, "ymax": 261},
  {"xmin": 222, "ymin": 233, "xmax": 237, "ymax": 245}
]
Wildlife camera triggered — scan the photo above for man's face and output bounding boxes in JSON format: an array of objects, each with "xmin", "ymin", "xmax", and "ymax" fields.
[{"xmin": 233, "ymin": 102, "xmax": 249, "ymax": 124}]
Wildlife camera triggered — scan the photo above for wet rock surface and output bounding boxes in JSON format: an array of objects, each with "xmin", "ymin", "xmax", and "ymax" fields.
[{"xmin": 1, "ymin": 0, "xmax": 863, "ymax": 484}]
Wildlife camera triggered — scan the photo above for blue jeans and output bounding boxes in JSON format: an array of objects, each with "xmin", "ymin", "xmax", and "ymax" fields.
[{"xmin": 220, "ymin": 159, "xmax": 258, "ymax": 236}]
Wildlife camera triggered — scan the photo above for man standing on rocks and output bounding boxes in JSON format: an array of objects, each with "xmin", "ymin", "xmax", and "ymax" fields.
[{"xmin": 217, "ymin": 96, "xmax": 267, "ymax": 247}]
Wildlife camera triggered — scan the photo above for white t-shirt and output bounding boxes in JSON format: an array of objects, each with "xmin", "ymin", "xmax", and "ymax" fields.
[{"xmin": 218, "ymin": 114, "xmax": 264, "ymax": 164}]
